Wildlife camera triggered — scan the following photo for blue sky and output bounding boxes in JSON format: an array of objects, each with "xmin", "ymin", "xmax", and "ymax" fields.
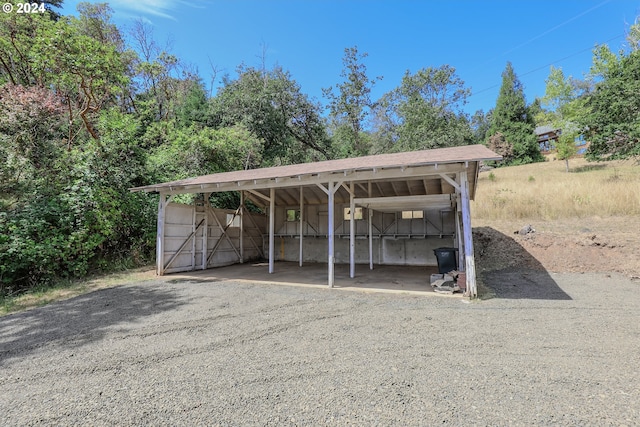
[{"xmin": 61, "ymin": 0, "xmax": 640, "ymax": 116}]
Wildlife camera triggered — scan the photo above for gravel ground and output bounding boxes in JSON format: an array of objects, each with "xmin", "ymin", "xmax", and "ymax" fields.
[{"xmin": 1, "ymin": 271, "xmax": 639, "ymax": 426}]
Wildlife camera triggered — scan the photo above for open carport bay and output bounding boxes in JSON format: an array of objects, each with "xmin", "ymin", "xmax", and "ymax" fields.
[
  {"xmin": 168, "ymin": 261, "xmax": 446, "ymax": 295},
  {"xmin": 1, "ymin": 270, "xmax": 639, "ymax": 425}
]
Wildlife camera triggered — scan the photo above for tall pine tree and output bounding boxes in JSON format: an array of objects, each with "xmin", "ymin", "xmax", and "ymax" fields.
[{"xmin": 487, "ymin": 62, "xmax": 543, "ymax": 165}]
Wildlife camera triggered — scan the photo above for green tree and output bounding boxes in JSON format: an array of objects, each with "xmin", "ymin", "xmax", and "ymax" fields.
[
  {"xmin": 582, "ymin": 49, "xmax": 640, "ymax": 160},
  {"xmin": 487, "ymin": 62, "xmax": 543, "ymax": 165},
  {"xmin": 212, "ymin": 64, "xmax": 331, "ymax": 165},
  {"xmin": 130, "ymin": 19, "xmax": 183, "ymax": 121},
  {"xmin": 0, "ymin": 84, "xmax": 67, "ymax": 211},
  {"xmin": 0, "ymin": 6, "xmax": 57, "ymax": 86},
  {"xmin": 16, "ymin": 3, "xmax": 131, "ymax": 143},
  {"xmin": 147, "ymin": 124, "xmax": 262, "ymax": 183},
  {"xmin": 323, "ymin": 46, "xmax": 381, "ymax": 157},
  {"xmin": 471, "ymin": 109, "xmax": 492, "ymax": 145},
  {"xmin": 175, "ymin": 78, "xmax": 210, "ymax": 127},
  {"xmin": 373, "ymin": 65, "xmax": 472, "ymax": 153},
  {"xmin": 539, "ymin": 66, "xmax": 589, "ymax": 171}
]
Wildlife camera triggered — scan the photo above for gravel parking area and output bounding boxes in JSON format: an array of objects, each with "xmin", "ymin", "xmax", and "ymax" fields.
[{"xmin": 1, "ymin": 270, "xmax": 639, "ymax": 426}]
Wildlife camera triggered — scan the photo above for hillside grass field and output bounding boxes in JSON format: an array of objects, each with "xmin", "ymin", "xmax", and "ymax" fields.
[
  {"xmin": 472, "ymin": 156, "xmax": 640, "ymax": 285},
  {"xmin": 471, "ymin": 157, "xmax": 640, "ymax": 220}
]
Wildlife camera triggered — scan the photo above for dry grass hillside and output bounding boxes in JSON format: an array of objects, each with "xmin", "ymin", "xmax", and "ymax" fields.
[{"xmin": 471, "ymin": 157, "xmax": 640, "ymax": 279}]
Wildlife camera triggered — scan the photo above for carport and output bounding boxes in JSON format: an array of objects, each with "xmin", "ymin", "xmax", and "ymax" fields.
[{"xmin": 130, "ymin": 144, "xmax": 501, "ymax": 297}]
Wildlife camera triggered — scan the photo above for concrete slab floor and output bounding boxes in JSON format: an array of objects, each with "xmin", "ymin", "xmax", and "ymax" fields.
[{"xmin": 167, "ymin": 262, "xmax": 464, "ymax": 297}]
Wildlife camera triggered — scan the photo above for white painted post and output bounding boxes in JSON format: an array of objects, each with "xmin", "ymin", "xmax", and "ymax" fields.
[
  {"xmin": 269, "ymin": 188, "xmax": 275, "ymax": 274},
  {"xmin": 299, "ymin": 186, "xmax": 303, "ymax": 267},
  {"xmin": 191, "ymin": 204, "xmax": 196, "ymax": 269},
  {"xmin": 349, "ymin": 182, "xmax": 355, "ymax": 278},
  {"xmin": 328, "ymin": 181, "xmax": 335, "ymax": 288},
  {"xmin": 368, "ymin": 182, "xmax": 373, "ymax": 270},
  {"xmin": 240, "ymin": 191, "xmax": 244, "ymax": 264},
  {"xmin": 202, "ymin": 193, "xmax": 209, "ymax": 270},
  {"xmin": 156, "ymin": 194, "xmax": 173, "ymax": 276},
  {"xmin": 460, "ymin": 171, "xmax": 477, "ymax": 297},
  {"xmin": 368, "ymin": 208, "xmax": 373, "ymax": 270},
  {"xmin": 456, "ymin": 208, "xmax": 464, "ymax": 271},
  {"xmin": 455, "ymin": 184, "xmax": 464, "ymax": 271},
  {"xmin": 156, "ymin": 194, "xmax": 166, "ymax": 276}
]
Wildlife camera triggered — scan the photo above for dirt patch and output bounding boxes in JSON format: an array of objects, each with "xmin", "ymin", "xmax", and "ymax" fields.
[{"xmin": 473, "ymin": 216, "xmax": 640, "ymax": 279}]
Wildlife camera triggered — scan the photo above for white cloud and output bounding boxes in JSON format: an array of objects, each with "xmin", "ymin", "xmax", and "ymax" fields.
[{"xmin": 108, "ymin": 0, "xmax": 204, "ymax": 21}]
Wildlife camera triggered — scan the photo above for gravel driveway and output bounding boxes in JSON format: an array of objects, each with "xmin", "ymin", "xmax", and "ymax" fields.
[{"xmin": 1, "ymin": 270, "xmax": 639, "ymax": 426}]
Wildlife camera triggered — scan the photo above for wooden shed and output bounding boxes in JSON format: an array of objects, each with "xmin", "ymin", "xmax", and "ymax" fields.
[{"xmin": 130, "ymin": 144, "xmax": 501, "ymax": 297}]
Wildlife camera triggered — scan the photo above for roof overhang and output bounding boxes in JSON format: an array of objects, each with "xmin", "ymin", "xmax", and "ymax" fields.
[{"xmin": 130, "ymin": 145, "xmax": 502, "ymax": 207}]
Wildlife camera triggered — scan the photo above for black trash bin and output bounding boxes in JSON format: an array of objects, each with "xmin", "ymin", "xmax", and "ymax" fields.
[{"xmin": 433, "ymin": 247, "xmax": 457, "ymax": 274}]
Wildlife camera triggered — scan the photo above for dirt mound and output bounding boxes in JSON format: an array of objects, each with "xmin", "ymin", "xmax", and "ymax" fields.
[{"xmin": 472, "ymin": 217, "xmax": 640, "ymax": 279}]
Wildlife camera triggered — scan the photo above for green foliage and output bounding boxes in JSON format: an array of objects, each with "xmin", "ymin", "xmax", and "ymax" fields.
[
  {"xmin": 323, "ymin": 46, "xmax": 381, "ymax": 157},
  {"xmin": 212, "ymin": 65, "xmax": 331, "ymax": 165},
  {"xmin": 0, "ymin": 108, "xmax": 156, "ymax": 295},
  {"xmin": 537, "ymin": 66, "xmax": 587, "ymax": 171},
  {"xmin": 471, "ymin": 109, "xmax": 492, "ymax": 145},
  {"xmin": 373, "ymin": 65, "xmax": 472, "ymax": 153},
  {"xmin": 147, "ymin": 124, "xmax": 262, "ymax": 182},
  {"xmin": 487, "ymin": 62, "xmax": 543, "ymax": 166},
  {"xmin": 583, "ymin": 49, "xmax": 640, "ymax": 160}
]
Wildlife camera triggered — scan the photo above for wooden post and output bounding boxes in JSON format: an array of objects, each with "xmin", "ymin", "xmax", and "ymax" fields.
[
  {"xmin": 269, "ymin": 188, "xmax": 275, "ymax": 274},
  {"xmin": 191, "ymin": 204, "xmax": 196, "ymax": 270},
  {"xmin": 156, "ymin": 193, "xmax": 173, "ymax": 276},
  {"xmin": 460, "ymin": 171, "xmax": 477, "ymax": 297},
  {"xmin": 349, "ymin": 181, "xmax": 355, "ymax": 278},
  {"xmin": 328, "ymin": 181, "xmax": 335, "ymax": 288},
  {"xmin": 368, "ymin": 208, "xmax": 373, "ymax": 270},
  {"xmin": 455, "ymin": 187, "xmax": 464, "ymax": 271},
  {"xmin": 368, "ymin": 182, "xmax": 373, "ymax": 270},
  {"xmin": 202, "ymin": 193, "xmax": 209, "ymax": 270},
  {"xmin": 299, "ymin": 186, "xmax": 303, "ymax": 267},
  {"xmin": 240, "ymin": 191, "xmax": 244, "ymax": 263},
  {"xmin": 456, "ymin": 210, "xmax": 464, "ymax": 271}
]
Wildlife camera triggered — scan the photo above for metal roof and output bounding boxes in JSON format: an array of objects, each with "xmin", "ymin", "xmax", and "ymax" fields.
[{"xmin": 131, "ymin": 145, "xmax": 501, "ymax": 205}]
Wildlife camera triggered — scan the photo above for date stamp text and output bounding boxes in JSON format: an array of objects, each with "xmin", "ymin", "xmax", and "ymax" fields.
[{"xmin": 3, "ymin": 3, "xmax": 47, "ymax": 14}]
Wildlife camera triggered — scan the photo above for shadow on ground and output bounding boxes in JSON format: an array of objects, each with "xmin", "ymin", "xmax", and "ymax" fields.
[
  {"xmin": 0, "ymin": 284, "xmax": 184, "ymax": 366},
  {"xmin": 474, "ymin": 227, "xmax": 571, "ymax": 300}
]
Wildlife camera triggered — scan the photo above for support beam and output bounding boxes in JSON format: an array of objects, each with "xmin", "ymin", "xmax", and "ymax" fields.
[
  {"xmin": 460, "ymin": 171, "xmax": 477, "ymax": 297},
  {"xmin": 239, "ymin": 191, "xmax": 244, "ymax": 263},
  {"xmin": 202, "ymin": 193, "xmax": 210, "ymax": 270},
  {"xmin": 368, "ymin": 207, "xmax": 373, "ymax": 270},
  {"xmin": 269, "ymin": 188, "xmax": 275, "ymax": 274},
  {"xmin": 156, "ymin": 194, "xmax": 173, "ymax": 276},
  {"xmin": 349, "ymin": 181, "xmax": 355, "ymax": 279},
  {"xmin": 439, "ymin": 173, "xmax": 461, "ymax": 191},
  {"xmin": 247, "ymin": 189, "xmax": 271, "ymax": 203},
  {"xmin": 191, "ymin": 206, "xmax": 197, "ymax": 269},
  {"xmin": 327, "ymin": 181, "xmax": 335, "ymax": 288},
  {"xmin": 367, "ymin": 182, "xmax": 373, "ymax": 270},
  {"xmin": 455, "ymin": 192, "xmax": 464, "ymax": 271},
  {"xmin": 299, "ymin": 186, "xmax": 304, "ymax": 267}
]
